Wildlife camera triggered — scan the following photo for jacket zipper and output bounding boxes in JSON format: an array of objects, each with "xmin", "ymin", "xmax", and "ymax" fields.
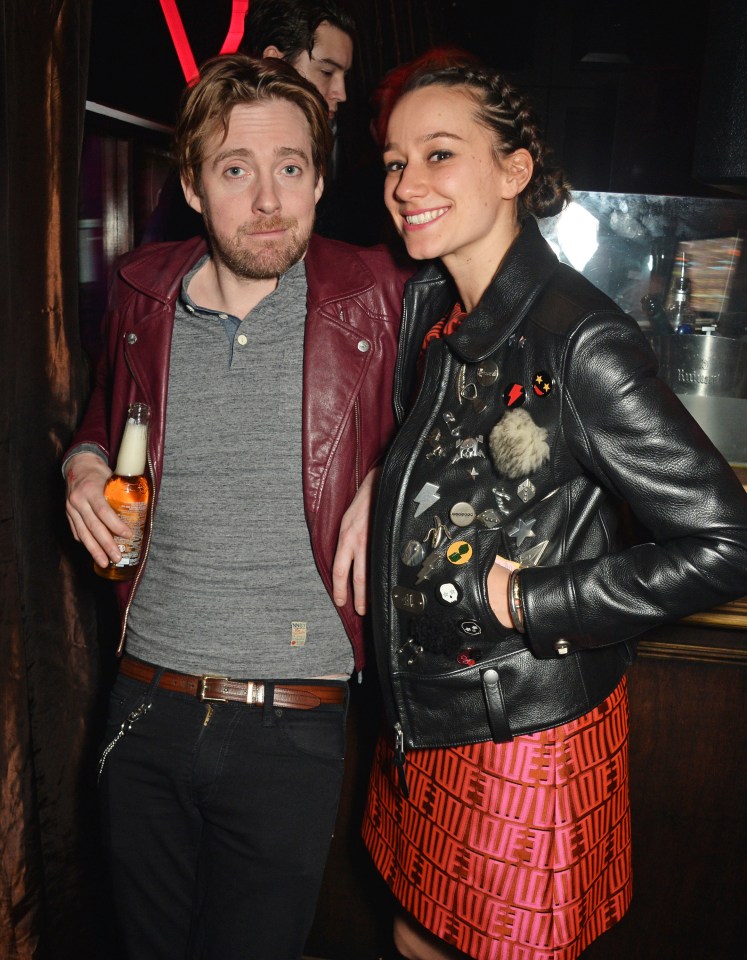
[
  {"xmin": 354, "ymin": 398, "xmax": 361, "ymax": 489},
  {"xmin": 379, "ymin": 287, "xmax": 421, "ymax": 787},
  {"xmin": 392, "ymin": 722, "xmax": 410, "ymax": 796},
  {"xmin": 378, "ymin": 344, "xmax": 454, "ymax": 791},
  {"xmin": 393, "ymin": 292, "xmax": 410, "ymax": 423},
  {"xmin": 117, "ymin": 444, "xmax": 155, "ymax": 654},
  {"xmin": 340, "ymin": 306, "xmax": 363, "ymax": 491}
]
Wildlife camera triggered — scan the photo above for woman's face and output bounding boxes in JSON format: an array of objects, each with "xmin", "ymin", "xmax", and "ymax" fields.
[{"xmin": 383, "ymin": 85, "xmax": 524, "ymax": 274}]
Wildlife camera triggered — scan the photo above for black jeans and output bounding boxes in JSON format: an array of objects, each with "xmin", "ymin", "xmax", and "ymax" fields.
[{"xmin": 98, "ymin": 671, "xmax": 349, "ymax": 960}]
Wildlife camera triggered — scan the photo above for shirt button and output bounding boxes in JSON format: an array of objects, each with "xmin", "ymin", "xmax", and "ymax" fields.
[
  {"xmin": 554, "ymin": 639, "xmax": 571, "ymax": 656},
  {"xmin": 219, "ymin": 313, "xmax": 228, "ymax": 320},
  {"xmin": 125, "ymin": 332, "xmax": 137, "ymax": 344},
  {"xmin": 185, "ymin": 303, "xmax": 195, "ymax": 313},
  {"xmin": 357, "ymin": 339, "xmax": 370, "ymax": 353},
  {"xmin": 237, "ymin": 334, "xmax": 248, "ymax": 346}
]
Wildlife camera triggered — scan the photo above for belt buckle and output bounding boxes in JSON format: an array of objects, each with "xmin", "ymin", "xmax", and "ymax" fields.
[{"xmin": 199, "ymin": 675, "xmax": 229, "ymax": 702}]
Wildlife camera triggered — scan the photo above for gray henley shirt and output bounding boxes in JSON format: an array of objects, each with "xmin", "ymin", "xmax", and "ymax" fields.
[{"xmin": 125, "ymin": 256, "xmax": 352, "ymax": 679}]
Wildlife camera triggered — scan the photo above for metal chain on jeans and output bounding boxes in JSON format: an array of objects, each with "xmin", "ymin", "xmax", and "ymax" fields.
[{"xmin": 97, "ymin": 701, "xmax": 152, "ymax": 783}]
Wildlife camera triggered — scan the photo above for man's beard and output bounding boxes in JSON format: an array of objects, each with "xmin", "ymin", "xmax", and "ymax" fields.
[{"xmin": 203, "ymin": 211, "xmax": 313, "ymax": 280}]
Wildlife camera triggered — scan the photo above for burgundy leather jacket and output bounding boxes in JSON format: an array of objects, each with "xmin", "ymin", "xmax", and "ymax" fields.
[{"xmin": 68, "ymin": 233, "xmax": 410, "ymax": 667}]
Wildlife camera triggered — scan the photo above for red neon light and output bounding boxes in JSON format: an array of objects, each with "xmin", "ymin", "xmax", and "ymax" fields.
[
  {"xmin": 220, "ymin": 1, "xmax": 251, "ymax": 55},
  {"xmin": 159, "ymin": 0, "xmax": 250, "ymax": 85}
]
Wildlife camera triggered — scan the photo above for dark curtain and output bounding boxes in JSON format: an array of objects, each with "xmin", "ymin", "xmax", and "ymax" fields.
[{"xmin": 0, "ymin": 2, "xmax": 107, "ymax": 958}]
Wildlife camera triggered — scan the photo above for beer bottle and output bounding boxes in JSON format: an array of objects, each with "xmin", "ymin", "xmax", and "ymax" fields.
[{"xmin": 94, "ymin": 402, "xmax": 151, "ymax": 581}]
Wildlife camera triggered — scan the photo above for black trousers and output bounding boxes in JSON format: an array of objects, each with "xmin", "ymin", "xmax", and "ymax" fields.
[{"xmin": 98, "ymin": 671, "xmax": 348, "ymax": 960}]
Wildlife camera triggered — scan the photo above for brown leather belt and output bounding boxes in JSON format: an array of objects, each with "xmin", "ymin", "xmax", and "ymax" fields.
[{"xmin": 119, "ymin": 656, "xmax": 345, "ymax": 710}]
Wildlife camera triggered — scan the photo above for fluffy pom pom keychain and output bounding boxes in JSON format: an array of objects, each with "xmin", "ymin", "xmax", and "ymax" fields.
[{"xmin": 488, "ymin": 408, "xmax": 550, "ymax": 479}]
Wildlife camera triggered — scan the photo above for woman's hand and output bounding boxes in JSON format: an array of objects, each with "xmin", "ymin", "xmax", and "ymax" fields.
[
  {"xmin": 332, "ymin": 467, "xmax": 382, "ymax": 615},
  {"xmin": 487, "ymin": 555, "xmax": 518, "ymax": 629}
]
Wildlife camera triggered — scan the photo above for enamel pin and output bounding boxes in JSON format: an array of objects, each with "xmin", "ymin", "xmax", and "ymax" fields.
[
  {"xmin": 503, "ymin": 383, "xmax": 526, "ymax": 408},
  {"xmin": 532, "ymin": 371, "xmax": 553, "ymax": 397}
]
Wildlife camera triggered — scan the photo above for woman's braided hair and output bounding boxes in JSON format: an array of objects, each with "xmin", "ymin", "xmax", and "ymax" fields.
[{"xmin": 399, "ymin": 64, "xmax": 570, "ymax": 219}]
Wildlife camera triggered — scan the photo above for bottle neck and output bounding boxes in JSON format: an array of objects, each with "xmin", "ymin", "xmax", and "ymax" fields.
[{"xmin": 115, "ymin": 422, "xmax": 148, "ymax": 476}]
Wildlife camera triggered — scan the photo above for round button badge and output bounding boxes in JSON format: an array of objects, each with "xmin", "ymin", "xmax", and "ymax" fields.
[
  {"xmin": 476, "ymin": 360, "xmax": 500, "ymax": 385},
  {"xmin": 449, "ymin": 502, "xmax": 476, "ymax": 527},
  {"xmin": 532, "ymin": 371, "xmax": 553, "ymax": 397},
  {"xmin": 447, "ymin": 540, "xmax": 473, "ymax": 565},
  {"xmin": 502, "ymin": 383, "xmax": 526, "ymax": 408},
  {"xmin": 436, "ymin": 582, "xmax": 462, "ymax": 606}
]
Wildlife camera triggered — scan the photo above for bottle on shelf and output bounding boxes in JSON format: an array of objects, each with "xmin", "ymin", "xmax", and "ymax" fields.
[
  {"xmin": 94, "ymin": 401, "xmax": 151, "ymax": 582},
  {"xmin": 667, "ymin": 256, "xmax": 698, "ymax": 334},
  {"xmin": 640, "ymin": 293, "xmax": 671, "ymax": 335}
]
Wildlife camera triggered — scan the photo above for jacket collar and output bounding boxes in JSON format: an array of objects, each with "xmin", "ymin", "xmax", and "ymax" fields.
[
  {"xmin": 305, "ymin": 233, "xmax": 375, "ymax": 306},
  {"xmin": 118, "ymin": 233, "xmax": 377, "ymax": 313},
  {"xmin": 445, "ymin": 216, "xmax": 559, "ymax": 363},
  {"xmin": 118, "ymin": 236, "xmax": 208, "ymax": 305}
]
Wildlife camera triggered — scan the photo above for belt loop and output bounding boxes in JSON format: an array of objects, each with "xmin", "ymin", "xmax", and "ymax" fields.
[
  {"xmin": 262, "ymin": 682, "xmax": 275, "ymax": 726},
  {"xmin": 145, "ymin": 665, "xmax": 165, "ymax": 706}
]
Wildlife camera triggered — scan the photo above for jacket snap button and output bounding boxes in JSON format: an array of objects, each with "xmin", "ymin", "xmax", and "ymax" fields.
[
  {"xmin": 126, "ymin": 332, "xmax": 138, "ymax": 345},
  {"xmin": 554, "ymin": 639, "xmax": 570, "ymax": 656},
  {"xmin": 357, "ymin": 339, "xmax": 370, "ymax": 353}
]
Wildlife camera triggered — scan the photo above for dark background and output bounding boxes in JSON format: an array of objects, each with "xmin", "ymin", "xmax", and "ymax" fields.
[
  {"xmin": 5, "ymin": 0, "xmax": 747, "ymax": 960},
  {"xmin": 2, "ymin": 2, "xmax": 745, "ymax": 959},
  {"xmin": 87, "ymin": 0, "xmax": 740, "ymax": 200},
  {"xmin": 84, "ymin": 8, "xmax": 747, "ymax": 960}
]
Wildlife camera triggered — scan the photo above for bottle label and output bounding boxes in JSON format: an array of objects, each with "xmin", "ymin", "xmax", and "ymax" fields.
[{"xmin": 112, "ymin": 501, "xmax": 148, "ymax": 566}]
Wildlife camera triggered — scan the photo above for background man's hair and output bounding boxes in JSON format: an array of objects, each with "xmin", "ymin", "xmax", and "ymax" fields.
[{"xmin": 240, "ymin": 0, "xmax": 356, "ymax": 64}]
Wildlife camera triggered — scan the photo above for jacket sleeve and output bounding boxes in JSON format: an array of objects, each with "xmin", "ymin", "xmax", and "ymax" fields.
[
  {"xmin": 63, "ymin": 272, "xmax": 124, "ymax": 467},
  {"xmin": 521, "ymin": 310, "xmax": 747, "ymax": 656}
]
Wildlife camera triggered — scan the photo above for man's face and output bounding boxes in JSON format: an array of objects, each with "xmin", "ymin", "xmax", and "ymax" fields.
[
  {"xmin": 183, "ymin": 99, "xmax": 323, "ymax": 281},
  {"xmin": 291, "ymin": 21, "xmax": 353, "ymax": 120}
]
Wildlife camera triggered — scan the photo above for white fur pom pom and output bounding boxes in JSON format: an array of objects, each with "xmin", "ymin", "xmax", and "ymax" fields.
[{"xmin": 488, "ymin": 408, "xmax": 550, "ymax": 479}]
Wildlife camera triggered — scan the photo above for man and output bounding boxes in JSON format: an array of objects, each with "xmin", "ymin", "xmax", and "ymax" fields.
[
  {"xmin": 64, "ymin": 54, "xmax": 408, "ymax": 960},
  {"xmin": 241, "ymin": 0, "xmax": 355, "ymax": 123}
]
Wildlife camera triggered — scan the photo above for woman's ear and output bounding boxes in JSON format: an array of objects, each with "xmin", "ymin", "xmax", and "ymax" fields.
[
  {"xmin": 500, "ymin": 148, "xmax": 533, "ymax": 199},
  {"xmin": 262, "ymin": 45, "xmax": 286, "ymax": 60}
]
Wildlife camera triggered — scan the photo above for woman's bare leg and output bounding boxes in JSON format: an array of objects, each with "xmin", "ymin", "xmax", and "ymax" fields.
[{"xmin": 393, "ymin": 910, "xmax": 471, "ymax": 960}]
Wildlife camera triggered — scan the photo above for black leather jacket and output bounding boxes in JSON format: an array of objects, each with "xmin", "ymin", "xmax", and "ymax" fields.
[{"xmin": 371, "ymin": 218, "xmax": 747, "ymax": 755}]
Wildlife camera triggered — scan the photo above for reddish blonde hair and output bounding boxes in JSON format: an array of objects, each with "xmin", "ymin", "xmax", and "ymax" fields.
[{"xmin": 175, "ymin": 53, "xmax": 333, "ymax": 193}]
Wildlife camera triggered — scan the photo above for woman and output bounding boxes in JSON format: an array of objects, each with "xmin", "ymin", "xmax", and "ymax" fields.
[{"xmin": 362, "ymin": 64, "xmax": 747, "ymax": 960}]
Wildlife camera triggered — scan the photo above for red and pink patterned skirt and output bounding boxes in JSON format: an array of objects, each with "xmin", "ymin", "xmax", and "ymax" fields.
[{"xmin": 362, "ymin": 680, "xmax": 632, "ymax": 960}]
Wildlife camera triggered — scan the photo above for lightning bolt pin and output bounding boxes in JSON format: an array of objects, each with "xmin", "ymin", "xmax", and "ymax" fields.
[
  {"xmin": 413, "ymin": 482, "xmax": 440, "ymax": 518},
  {"xmin": 503, "ymin": 383, "xmax": 526, "ymax": 408}
]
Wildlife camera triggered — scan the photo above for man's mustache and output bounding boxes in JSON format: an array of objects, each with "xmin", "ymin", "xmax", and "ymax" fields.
[{"xmin": 237, "ymin": 217, "xmax": 297, "ymax": 236}]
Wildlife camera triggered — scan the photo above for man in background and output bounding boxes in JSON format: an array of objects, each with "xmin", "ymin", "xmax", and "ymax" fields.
[
  {"xmin": 241, "ymin": 0, "xmax": 355, "ymax": 127},
  {"xmin": 241, "ymin": 0, "xmax": 356, "ymax": 239}
]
